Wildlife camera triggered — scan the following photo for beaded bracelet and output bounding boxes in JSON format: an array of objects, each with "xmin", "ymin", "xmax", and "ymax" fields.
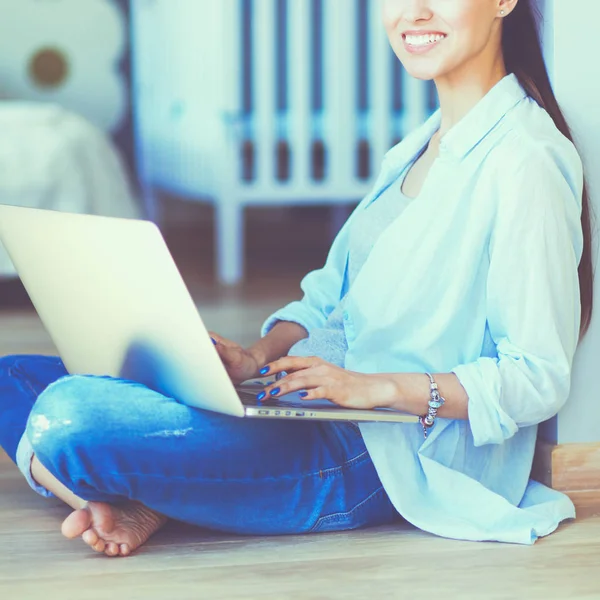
[{"xmin": 419, "ymin": 372, "xmax": 445, "ymax": 438}]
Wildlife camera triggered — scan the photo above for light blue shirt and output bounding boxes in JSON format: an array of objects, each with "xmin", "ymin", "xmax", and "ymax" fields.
[{"xmin": 262, "ymin": 74, "xmax": 583, "ymax": 545}]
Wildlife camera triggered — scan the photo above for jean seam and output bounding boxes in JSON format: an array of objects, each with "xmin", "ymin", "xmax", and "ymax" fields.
[
  {"xmin": 309, "ymin": 485, "xmax": 387, "ymax": 532},
  {"xmin": 9, "ymin": 358, "xmax": 68, "ymax": 402},
  {"xmin": 61, "ymin": 451, "xmax": 370, "ymax": 491},
  {"xmin": 52, "ymin": 447, "xmax": 371, "ymax": 493},
  {"xmin": 52, "ymin": 428, "xmax": 370, "ymax": 487},
  {"xmin": 317, "ymin": 449, "xmax": 370, "ymax": 479},
  {"xmin": 8, "ymin": 360, "xmax": 40, "ymax": 401}
]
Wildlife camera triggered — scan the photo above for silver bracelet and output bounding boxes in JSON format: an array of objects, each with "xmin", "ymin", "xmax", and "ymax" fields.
[{"xmin": 419, "ymin": 372, "xmax": 445, "ymax": 438}]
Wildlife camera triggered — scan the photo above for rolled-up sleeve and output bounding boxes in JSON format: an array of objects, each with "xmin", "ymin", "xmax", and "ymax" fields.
[
  {"xmin": 261, "ymin": 209, "xmax": 356, "ymax": 337},
  {"xmin": 452, "ymin": 141, "xmax": 584, "ymax": 446}
]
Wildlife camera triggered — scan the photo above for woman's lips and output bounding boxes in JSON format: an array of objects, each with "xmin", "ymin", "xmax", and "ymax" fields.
[{"xmin": 402, "ymin": 32, "xmax": 447, "ymax": 55}]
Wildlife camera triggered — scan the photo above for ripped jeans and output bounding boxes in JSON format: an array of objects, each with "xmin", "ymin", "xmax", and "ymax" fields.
[{"xmin": 0, "ymin": 355, "xmax": 399, "ymax": 535}]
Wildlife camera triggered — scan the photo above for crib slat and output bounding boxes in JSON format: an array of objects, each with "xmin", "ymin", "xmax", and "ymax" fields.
[
  {"xmin": 288, "ymin": 0, "xmax": 312, "ymax": 188},
  {"xmin": 254, "ymin": 0, "xmax": 277, "ymax": 188},
  {"xmin": 369, "ymin": 0, "xmax": 393, "ymax": 175},
  {"xmin": 323, "ymin": 0, "xmax": 358, "ymax": 186}
]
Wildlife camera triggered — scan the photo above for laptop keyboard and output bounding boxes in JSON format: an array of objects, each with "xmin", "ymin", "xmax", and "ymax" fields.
[
  {"xmin": 237, "ymin": 390, "xmax": 292, "ymax": 407},
  {"xmin": 237, "ymin": 389, "xmax": 262, "ymax": 404},
  {"xmin": 236, "ymin": 389, "xmax": 339, "ymax": 410}
]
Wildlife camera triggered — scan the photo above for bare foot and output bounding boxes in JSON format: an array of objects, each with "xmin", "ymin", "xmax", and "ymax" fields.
[{"xmin": 61, "ymin": 501, "xmax": 167, "ymax": 557}]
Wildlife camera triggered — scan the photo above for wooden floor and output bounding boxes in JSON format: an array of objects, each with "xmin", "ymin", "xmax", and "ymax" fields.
[
  {"xmin": 1, "ymin": 212, "xmax": 600, "ymax": 599},
  {"xmin": 1, "ymin": 454, "xmax": 599, "ymax": 600}
]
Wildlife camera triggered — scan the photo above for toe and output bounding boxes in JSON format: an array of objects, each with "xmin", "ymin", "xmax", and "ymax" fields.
[
  {"xmin": 61, "ymin": 507, "xmax": 92, "ymax": 539},
  {"xmin": 82, "ymin": 528, "xmax": 98, "ymax": 547},
  {"xmin": 105, "ymin": 542, "xmax": 119, "ymax": 557},
  {"xmin": 119, "ymin": 544, "xmax": 131, "ymax": 557},
  {"xmin": 93, "ymin": 539, "xmax": 106, "ymax": 553}
]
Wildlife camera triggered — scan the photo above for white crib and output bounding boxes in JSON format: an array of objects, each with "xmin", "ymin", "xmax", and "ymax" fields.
[{"xmin": 133, "ymin": 0, "xmax": 437, "ymax": 284}]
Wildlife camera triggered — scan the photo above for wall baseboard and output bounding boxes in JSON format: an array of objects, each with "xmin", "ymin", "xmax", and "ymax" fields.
[{"xmin": 533, "ymin": 441, "xmax": 600, "ymax": 517}]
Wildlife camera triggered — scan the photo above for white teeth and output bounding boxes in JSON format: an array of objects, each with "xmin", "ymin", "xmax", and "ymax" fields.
[{"xmin": 405, "ymin": 33, "xmax": 445, "ymax": 47}]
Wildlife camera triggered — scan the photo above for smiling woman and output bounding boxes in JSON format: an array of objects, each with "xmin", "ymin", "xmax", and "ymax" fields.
[
  {"xmin": 383, "ymin": 0, "xmax": 507, "ymax": 82},
  {"xmin": 0, "ymin": 0, "xmax": 593, "ymax": 556}
]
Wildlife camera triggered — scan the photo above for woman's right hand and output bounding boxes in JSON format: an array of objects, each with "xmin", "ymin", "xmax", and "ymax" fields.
[{"xmin": 209, "ymin": 332, "xmax": 262, "ymax": 385}]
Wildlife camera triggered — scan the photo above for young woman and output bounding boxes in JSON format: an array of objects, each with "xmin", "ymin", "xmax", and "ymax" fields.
[{"xmin": 0, "ymin": 0, "xmax": 593, "ymax": 557}]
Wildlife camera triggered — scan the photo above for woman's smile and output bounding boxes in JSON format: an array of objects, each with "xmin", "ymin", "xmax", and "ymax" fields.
[{"xmin": 402, "ymin": 30, "xmax": 448, "ymax": 55}]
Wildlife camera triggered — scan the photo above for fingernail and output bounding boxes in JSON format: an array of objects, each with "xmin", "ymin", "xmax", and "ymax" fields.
[
  {"xmin": 270, "ymin": 387, "xmax": 280, "ymax": 396},
  {"xmin": 257, "ymin": 391, "xmax": 266, "ymax": 401},
  {"xmin": 211, "ymin": 337, "xmax": 217, "ymax": 345},
  {"xmin": 260, "ymin": 367, "xmax": 270, "ymax": 375},
  {"xmin": 300, "ymin": 392, "xmax": 308, "ymax": 398}
]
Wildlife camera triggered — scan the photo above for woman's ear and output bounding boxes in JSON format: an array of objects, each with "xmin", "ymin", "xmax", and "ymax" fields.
[{"xmin": 498, "ymin": 0, "xmax": 520, "ymax": 19}]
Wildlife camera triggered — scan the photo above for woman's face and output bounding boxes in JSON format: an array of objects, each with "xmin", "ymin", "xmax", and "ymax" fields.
[{"xmin": 382, "ymin": 0, "xmax": 510, "ymax": 82}]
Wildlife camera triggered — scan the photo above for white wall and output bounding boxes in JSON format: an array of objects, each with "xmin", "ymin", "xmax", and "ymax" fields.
[
  {"xmin": 132, "ymin": 0, "xmax": 232, "ymax": 199},
  {"xmin": 542, "ymin": 0, "xmax": 600, "ymax": 443}
]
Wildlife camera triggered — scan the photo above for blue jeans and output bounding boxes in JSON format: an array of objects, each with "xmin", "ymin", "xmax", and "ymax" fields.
[{"xmin": 0, "ymin": 355, "xmax": 399, "ymax": 535}]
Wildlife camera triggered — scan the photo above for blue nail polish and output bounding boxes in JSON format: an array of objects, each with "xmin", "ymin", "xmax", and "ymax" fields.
[
  {"xmin": 260, "ymin": 366, "xmax": 270, "ymax": 375},
  {"xmin": 300, "ymin": 392, "xmax": 308, "ymax": 398},
  {"xmin": 211, "ymin": 337, "xmax": 217, "ymax": 345},
  {"xmin": 270, "ymin": 387, "xmax": 280, "ymax": 396},
  {"xmin": 257, "ymin": 391, "xmax": 266, "ymax": 401}
]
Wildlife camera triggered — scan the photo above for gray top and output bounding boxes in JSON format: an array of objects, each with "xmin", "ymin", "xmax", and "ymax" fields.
[{"xmin": 288, "ymin": 170, "xmax": 416, "ymax": 366}]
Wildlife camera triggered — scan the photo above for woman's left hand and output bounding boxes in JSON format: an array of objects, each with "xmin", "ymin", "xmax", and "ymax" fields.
[{"xmin": 259, "ymin": 356, "xmax": 396, "ymax": 410}]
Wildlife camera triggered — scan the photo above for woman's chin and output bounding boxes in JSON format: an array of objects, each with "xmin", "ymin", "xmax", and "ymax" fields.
[{"xmin": 402, "ymin": 65, "xmax": 438, "ymax": 82}]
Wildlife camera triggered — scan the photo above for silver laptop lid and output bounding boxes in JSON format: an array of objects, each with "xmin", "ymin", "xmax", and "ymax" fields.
[{"xmin": 0, "ymin": 204, "xmax": 245, "ymax": 417}]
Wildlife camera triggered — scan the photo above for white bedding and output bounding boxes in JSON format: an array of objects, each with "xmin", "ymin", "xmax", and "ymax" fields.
[{"xmin": 0, "ymin": 102, "xmax": 141, "ymax": 277}]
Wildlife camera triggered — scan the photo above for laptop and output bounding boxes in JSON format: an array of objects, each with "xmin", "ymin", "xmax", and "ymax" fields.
[{"xmin": 0, "ymin": 204, "xmax": 418, "ymax": 424}]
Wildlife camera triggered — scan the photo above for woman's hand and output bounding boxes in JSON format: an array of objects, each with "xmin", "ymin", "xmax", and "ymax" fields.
[
  {"xmin": 259, "ymin": 356, "xmax": 397, "ymax": 410},
  {"xmin": 209, "ymin": 332, "xmax": 262, "ymax": 385}
]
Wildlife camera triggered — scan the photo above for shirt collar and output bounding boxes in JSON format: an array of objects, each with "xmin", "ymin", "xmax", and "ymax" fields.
[
  {"xmin": 383, "ymin": 73, "xmax": 528, "ymax": 168},
  {"xmin": 440, "ymin": 73, "xmax": 528, "ymax": 160}
]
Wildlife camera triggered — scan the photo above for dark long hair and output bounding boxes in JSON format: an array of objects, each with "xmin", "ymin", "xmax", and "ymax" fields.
[{"xmin": 502, "ymin": 0, "xmax": 594, "ymax": 338}]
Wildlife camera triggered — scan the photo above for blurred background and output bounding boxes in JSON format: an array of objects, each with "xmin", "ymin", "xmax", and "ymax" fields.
[{"xmin": 0, "ymin": 0, "xmax": 437, "ymax": 346}]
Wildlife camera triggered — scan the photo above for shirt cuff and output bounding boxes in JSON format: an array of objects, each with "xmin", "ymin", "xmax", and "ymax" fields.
[
  {"xmin": 15, "ymin": 432, "xmax": 55, "ymax": 498},
  {"xmin": 452, "ymin": 358, "xmax": 519, "ymax": 447}
]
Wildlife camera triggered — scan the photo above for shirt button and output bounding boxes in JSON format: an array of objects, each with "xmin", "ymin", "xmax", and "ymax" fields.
[{"xmin": 343, "ymin": 312, "xmax": 350, "ymax": 321}]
